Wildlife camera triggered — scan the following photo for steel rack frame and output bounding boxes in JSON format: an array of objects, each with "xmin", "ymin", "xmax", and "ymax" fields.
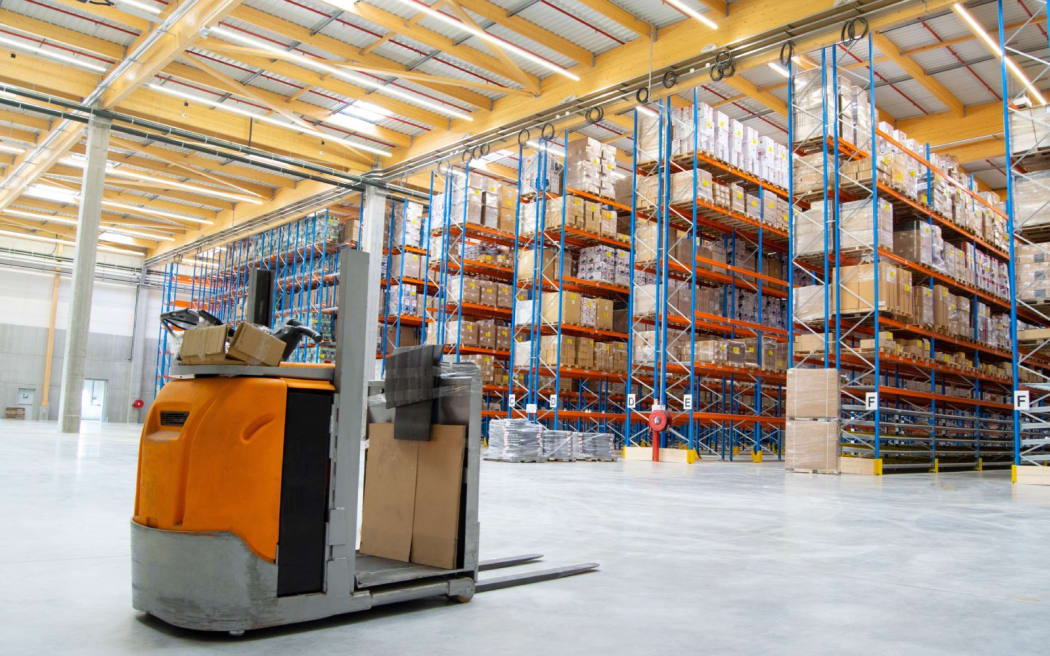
[
  {"xmin": 153, "ymin": 208, "xmax": 357, "ymax": 389},
  {"xmin": 427, "ymin": 164, "xmax": 513, "ymax": 427},
  {"xmin": 629, "ymin": 89, "xmax": 790, "ymax": 463},
  {"xmin": 506, "ymin": 133, "xmax": 630, "ymax": 440},
  {"xmin": 998, "ymin": 0, "xmax": 1050, "ymax": 481},
  {"xmin": 789, "ymin": 32, "xmax": 1015, "ymax": 474}
]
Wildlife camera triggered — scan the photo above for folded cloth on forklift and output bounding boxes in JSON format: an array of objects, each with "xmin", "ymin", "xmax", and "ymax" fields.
[{"xmin": 384, "ymin": 344, "xmax": 441, "ymax": 440}]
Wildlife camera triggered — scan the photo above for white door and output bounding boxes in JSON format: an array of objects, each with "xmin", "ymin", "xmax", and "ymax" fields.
[{"xmin": 81, "ymin": 379, "xmax": 106, "ymax": 422}]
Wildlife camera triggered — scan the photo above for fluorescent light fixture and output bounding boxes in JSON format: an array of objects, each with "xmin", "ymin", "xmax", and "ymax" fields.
[
  {"xmin": 25, "ymin": 184, "xmax": 77, "ymax": 203},
  {"xmin": 208, "ymin": 26, "xmax": 474, "ymax": 121},
  {"xmin": 102, "ymin": 200, "xmax": 213, "ymax": 225},
  {"xmin": 768, "ymin": 61, "xmax": 790, "ymax": 78},
  {"xmin": 0, "ymin": 143, "xmax": 25, "ymax": 156},
  {"xmin": 0, "ymin": 33, "xmax": 108, "ymax": 73},
  {"xmin": 635, "ymin": 104, "xmax": 658, "ymax": 119},
  {"xmin": 99, "ymin": 231, "xmax": 136, "ymax": 245},
  {"xmin": 148, "ymin": 82, "xmax": 392, "ymax": 157},
  {"xmin": 953, "ymin": 3, "xmax": 1046, "ymax": 105},
  {"xmin": 245, "ymin": 152, "xmax": 300, "ymax": 170},
  {"xmin": 61, "ymin": 154, "xmax": 265, "ymax": 205},
  {"xmin": 0, "ymin": 228, "xmax": 144, "ymax": 255},
  {"xmin": 117, "ymin": 0, "xmax": 162, "ymax": 15},
  {"xmin": 378, "ymin": 0, "xmax": 580, "ymax": 81},
  {"xmin": 665, "ymin": 0, "xmax": 718, "ymax": 30},
  {"xmin": 342, "ymin": 101, "xmax": 392, "ymax": 122}
]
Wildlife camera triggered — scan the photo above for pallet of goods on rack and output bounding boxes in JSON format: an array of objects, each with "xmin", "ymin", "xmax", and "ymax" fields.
[
  {"xmin": 626, "ymin": 89, "xmax": 791, "ymax": 462},
  {"xmin": 786, "ymin": 38, "xmax": 1017, "ymax": 474}
]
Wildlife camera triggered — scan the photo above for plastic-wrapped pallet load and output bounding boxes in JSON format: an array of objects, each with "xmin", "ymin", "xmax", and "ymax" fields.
[
  {"xmin": 574, "ymin": 432, "xmax": 617, "ymax": 461},
  {"xmin": 542, "ymin": 430, "xmax": 575, "ymax": 461},
  {"xmin": 487, "ymin": 419, "xmax": 544, "ymax": 462}
]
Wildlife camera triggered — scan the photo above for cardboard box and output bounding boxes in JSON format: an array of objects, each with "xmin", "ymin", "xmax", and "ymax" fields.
[
  {"xmin": 793, "ymin": 333, "xmax": 826, "ymax": 355},
  {"xmin": 411, "ymin": 425, "xmax": 468, "ymax": 569},
  {"xmin": 593, "ymin": 341, "xmax": 611, "ymax": 372},
  {"xmin": 595, "ymin": 298, "xmax": 614, "ymax": 331},
  {"xmin": 179, "ymin": 324, "xmax": 235, "ymax": 365},
  {"xmin": 786, "ymin": 368, "xmax": 840, "ymax": 418},
  {"xmin": 496, "ymin": 283, "xmax": 514, "ymax": 309},
  {"xmin": 477, "ymin": 320, "xmax": 496, "ymax": 349},
  {"xmin": 495, "ymin": 323, "xmax": 511, "ymax": 351},
  {"xmin": 360, "ymin": 423, "xmax": 417, "ymax": 562},
  {"xmin": 541, "ymin": 292, "xmax": 581, "ymax": 325},
  {"xmin": 785, "ymin": 419, "xmax": 840, "ymax": 473},
  {"xmin": 539, "ymin": 335, "xmax": 576, "ymax": 367},
  {"xmin": 479, "ymin": 280, "xmax": 498, "ymax": 307},
  {"xmin": 227, "ymin": 323, "xmax": 284, "ymax": 366},
  {"xmin": 575, "ymin": 337, "xmax": 595, "ymax": 370},
  {"xmin": 360, "ymin": 423, "xmax": 467, "ymax": 569}
]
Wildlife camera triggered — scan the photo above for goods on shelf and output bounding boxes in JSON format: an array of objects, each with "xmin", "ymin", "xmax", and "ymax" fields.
[
  {"xmin": 1016, "ymin": 243, "xmax": 1050, "ymax": 303},
  {"xmin": 637, "ymin": 104, "xmax": 789, "ymax": 188}
]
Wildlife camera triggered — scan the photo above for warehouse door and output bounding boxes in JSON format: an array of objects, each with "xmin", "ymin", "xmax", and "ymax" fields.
[{"xmin": 81, "ymin": 379, "xmax": 106, "ymax": 422}]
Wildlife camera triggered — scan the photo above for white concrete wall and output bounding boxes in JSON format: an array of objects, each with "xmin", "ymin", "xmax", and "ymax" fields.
[{"xmin": 0, "ymin": 265, "xmax": 160, "ymax": 423}]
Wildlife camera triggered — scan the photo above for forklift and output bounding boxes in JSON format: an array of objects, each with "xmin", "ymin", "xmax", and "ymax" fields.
[{"xmin": 131, "ymin": 247, "xmax": 596, "ymax": 634}]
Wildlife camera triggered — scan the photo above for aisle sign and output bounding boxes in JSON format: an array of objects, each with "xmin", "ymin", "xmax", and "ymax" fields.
[{"xmin": 1015, "ymin": 390, "xmax": 1030, "ymax": 411}]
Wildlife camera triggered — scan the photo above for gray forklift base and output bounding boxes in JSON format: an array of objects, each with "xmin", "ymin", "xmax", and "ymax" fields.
[{"xmin": 132, "ymin": 522, "xmax": 597, "ymax": 633}]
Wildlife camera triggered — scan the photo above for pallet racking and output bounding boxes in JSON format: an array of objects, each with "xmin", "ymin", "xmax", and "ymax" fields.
[
  {"xmin": 628, "ymin": 90, "xmax": 791, "ymax": 462},
  {"xmin": 788, "ymin": 33, "xmax": 1016, "ymax": 473},
  {"xmin": 998, "ymin": 0, "xmax": 1050, "ymax": 483},
  {"xmin": 510, "ymin": 133, "xmax": 631, "ymax": 442},
  {"xmin": 153, "ymin": 208, "xmax": 357, "ymax": 390}
]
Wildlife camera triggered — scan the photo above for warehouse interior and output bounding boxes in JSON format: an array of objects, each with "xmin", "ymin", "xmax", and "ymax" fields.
[{"xmin": 1, "ymin": 0, "xmax": 1050, "ymax": 652}]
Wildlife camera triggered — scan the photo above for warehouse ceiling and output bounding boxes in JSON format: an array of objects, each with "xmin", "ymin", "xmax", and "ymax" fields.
[{"xmin": 0, "ymin": 0, "xmax": 1038, "ymax": 260}]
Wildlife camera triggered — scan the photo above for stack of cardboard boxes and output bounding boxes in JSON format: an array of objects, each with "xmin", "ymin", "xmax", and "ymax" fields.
[
  {"xmin": 514, "ymin": 292, "xmax": 614, "ymax": 331},
  {"xmin": 565, "ymin": 136, "xmax": 620, "ymax": 199},
  {"xmin": 1017, "ymin": 243, "xmax": 1050, "ymax": 304},
  {"xmin": 445, "ymin": 275, "xmax": 515, "ymax": 310},
  {"xmin": 636, "ymin": 103, "xmax": 790, "ymax": 189},
  {"xmin": 514, "ymin": 336, "xmax": 628, "ymax": 374},
  {"xmin": 785, "ymin": 368, "xmax": 841, "ymax": 474}
]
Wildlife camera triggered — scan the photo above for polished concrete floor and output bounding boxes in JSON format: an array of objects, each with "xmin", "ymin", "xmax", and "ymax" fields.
[{"xmin": 2, "ymin": 419, "xmax": 1049, "ymax": 654}]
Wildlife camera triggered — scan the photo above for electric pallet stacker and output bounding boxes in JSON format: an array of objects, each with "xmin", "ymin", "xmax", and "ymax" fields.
[{"xmin": 131, "ymin": 248, "xmax": 596, "ymax": 634}]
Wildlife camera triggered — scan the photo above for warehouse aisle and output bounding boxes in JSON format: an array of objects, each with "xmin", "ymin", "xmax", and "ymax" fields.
[{"xmin": 0, "ymin": 419, "xmax": 1047, "ymax": 655}]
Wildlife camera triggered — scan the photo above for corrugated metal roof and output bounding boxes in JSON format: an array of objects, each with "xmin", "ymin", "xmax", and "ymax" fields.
[{"xmin": 12, "ymin": 0, "xmax": 141, "ymax": 45}]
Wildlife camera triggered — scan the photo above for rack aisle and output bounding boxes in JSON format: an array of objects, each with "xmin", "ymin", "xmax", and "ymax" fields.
[
  {"xmin": 628, "ymin": 89, "xmax": 791, "ymax": 463},
  {"xmin": 152, "ymin": 207, "xmax": 358, "ymax": 387},
  {"xmin": 511, "ymin": 133, "xmax": 631, "ymax": 444},
  {"xmin": 789, "ymin": 31, "xmax": 1016, "ymax": 474},
  {"xmin": 999, "ymin": 0, "xmax": 1050, "ymax": 484}
]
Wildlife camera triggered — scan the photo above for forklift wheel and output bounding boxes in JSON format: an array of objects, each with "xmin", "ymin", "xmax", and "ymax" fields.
[{"xmin": 450, "ymin": 593, "xmax": 474, "ymax": 604}]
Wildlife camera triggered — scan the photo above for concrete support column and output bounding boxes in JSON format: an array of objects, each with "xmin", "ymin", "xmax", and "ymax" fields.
[
  {"xmin": 126, "ymin": 283, "xmax": 150, "ymax": 423},
  {"xmin": 57, "ymin": 115, "xmax": 111, "ymax": 433},
  {"xmin": 359, "ymin": 184, "xmax": 387, "ymax": 390}
]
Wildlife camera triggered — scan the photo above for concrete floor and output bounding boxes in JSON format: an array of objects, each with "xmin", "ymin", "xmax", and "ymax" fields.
[{"xmin": 2, "ymin": 419, "xmax": 1049, "ymax": 655}]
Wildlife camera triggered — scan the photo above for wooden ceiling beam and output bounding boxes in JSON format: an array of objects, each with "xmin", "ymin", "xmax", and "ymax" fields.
[
  {"xmin": 873, "ymin": 33, "xmax": 963, "ymax": 116},
  {"xmin": 453, "ymin": 0, "xmax": 592, "ymax": 65},
  {"xmin": 576, "ymin": 0, "xmax": 651, "ymax": 37},
  {"xmin": 0, "ymin": 8, "xmax": 127, "ymax": 61},
  {"xmin": 194, "ymin": 39, "xmax": 447, "ymax": 129},
  {"xmin": 444, "ymin": 0, "xmax": 537, "ymax": 93},
  {"xmin": 39, "ymin": 0, "xmax": 153, "ymax": 34},
  {"xmin": 229, "ymin": 5, "xmax": 491, "ymax": 110},
  {"xmin": 336, "ymin": 0, "xmax": 539, "ymax": 92}
]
